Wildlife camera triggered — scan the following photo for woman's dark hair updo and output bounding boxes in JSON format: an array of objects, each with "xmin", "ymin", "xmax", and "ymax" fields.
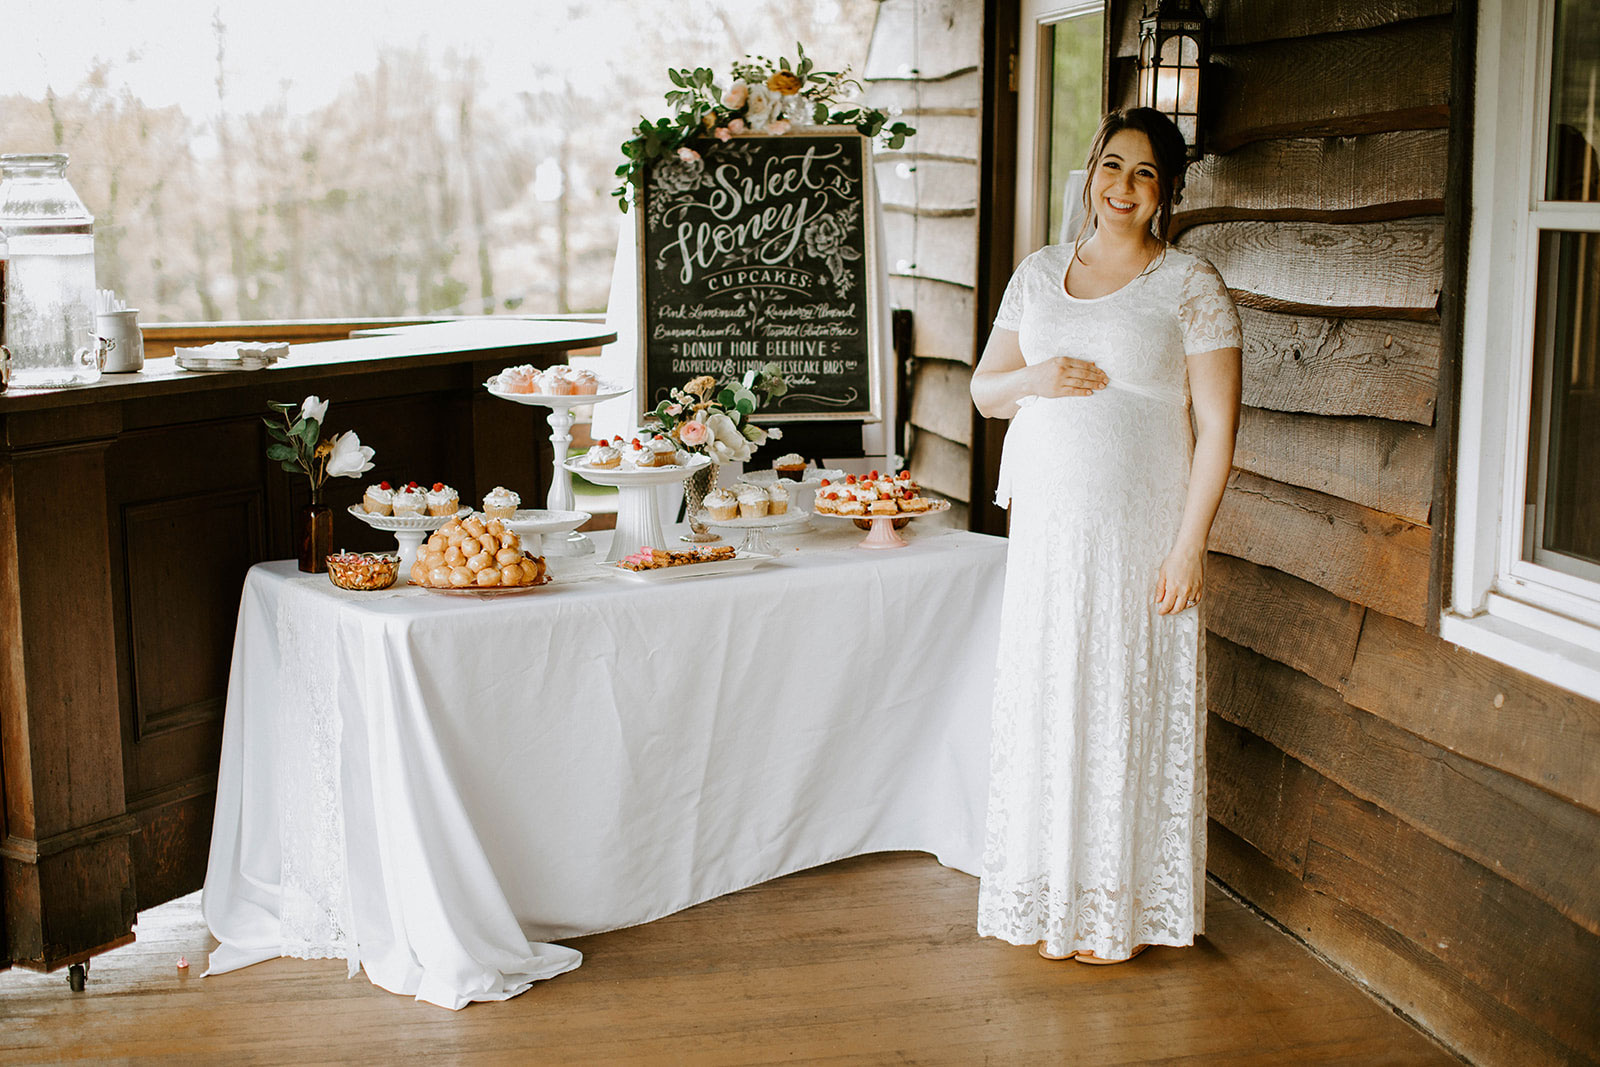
[{"xmin": 1077, "ymin": 107, "xmax": 1190, "ymax": 244}]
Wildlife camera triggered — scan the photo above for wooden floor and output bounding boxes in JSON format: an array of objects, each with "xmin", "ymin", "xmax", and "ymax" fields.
[{"xmin": 0, "ymin": 853, "xmax": 1453, "ymax": 1065}]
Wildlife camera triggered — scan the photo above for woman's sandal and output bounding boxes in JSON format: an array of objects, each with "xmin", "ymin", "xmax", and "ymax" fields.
[
  {"xmin": 1037, "ymin": 943, "xmax": 1077, "ymax": 960},
  {"xmin": 1073, "ymin": 944, "xmax": 1149, "ymax": 965}
]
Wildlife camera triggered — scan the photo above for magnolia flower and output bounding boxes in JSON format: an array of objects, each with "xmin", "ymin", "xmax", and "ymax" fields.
[
  {"xmin": 722, "ymin": 79, "xmax": 749, "ymax": 109},
  {"xmin": 677, "ymin": 419, "xmax": 711, "ymax": 447},
  {"xmin": 745, "ymin": 84, "xmax": 775, "ymax": 131},
  {"xmin": 728, "ymin": 117, "xmax": 747, "ymax": 135},
  {"xmin": 677, "ymin": 146, "xmax": 701, "ymax": 165},
  {"xmin": 706, "ymin": 412, "xmax": 755, "ymax": 462},
  {"xmin": 767, "ymin": 119, "xmax": 792, "ymax": 136},
  {"xmin": 714, "ymin": 126, "xmax": 733, "ymax": 142},
  {"xmin": 299, "ymin": 395, "xmax": 329, "ymax": 425},
  {"xmin": 325, "ymin": 430, "xmax": 376, "ymax": 478}
]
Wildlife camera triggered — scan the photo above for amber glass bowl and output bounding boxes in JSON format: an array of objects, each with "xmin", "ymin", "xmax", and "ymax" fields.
[{"xmin": 327, "ymin": 551, "xmax": 400, "ymax": 591}]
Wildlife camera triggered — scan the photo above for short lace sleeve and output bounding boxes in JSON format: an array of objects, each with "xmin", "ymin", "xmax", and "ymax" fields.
[
  {"xmin": 1178, "ymin": 256, "xmax": 1242, "ymax": 355},
  {"xmin": 993, "ymin": 255, "xmax": 1031, "ymax": 331}
]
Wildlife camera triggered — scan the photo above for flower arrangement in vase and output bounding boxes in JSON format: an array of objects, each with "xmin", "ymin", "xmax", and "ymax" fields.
[
  {"xmin": 649, "ymin": 367, "xmax": 787, "ymax": 542},
  {"xmin": 647, "ymin": 366, "xmax": 787, "ymax": 465},
  {"xmin": 264, "ymin": 395, "xmax": 376, "ymax": 571},
  {"xmin": 614, "ymin": 44, "xmax": 914, "ymax": 209}
]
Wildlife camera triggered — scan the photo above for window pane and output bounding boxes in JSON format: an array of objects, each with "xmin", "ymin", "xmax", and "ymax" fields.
[
  {"xmin": 1545, "ymin": 0, "xmax": 1600, "ymax": 202},
  {"xmin": 1526, "ymin": 230, "xmax": 1600, "ymax": 580},
  {"xmin": 1045, "ymin": 12, "xmax": 1104, "ymax": 244},
  {"xmin": 0, "ymin": 1, "xmax": 876, "ymax": 321}
]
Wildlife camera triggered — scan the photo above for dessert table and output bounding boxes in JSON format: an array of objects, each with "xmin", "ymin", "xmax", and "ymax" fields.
[{"xmin": 202, "ymin": 522, "xmax": 1006, "ymax": 1008}]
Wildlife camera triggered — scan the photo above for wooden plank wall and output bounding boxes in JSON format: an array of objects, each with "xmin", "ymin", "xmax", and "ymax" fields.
[
  {"xmin": 864, "ymin": 0, "xmax": 984, "ymax": 526},
  {"xmin": 1104, "ymin": 3, "xmax": 1600, "ymax": 1063}
]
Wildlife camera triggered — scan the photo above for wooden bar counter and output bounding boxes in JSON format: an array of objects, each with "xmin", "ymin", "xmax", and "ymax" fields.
[{"xmin": 0, "ymin": 318, "xmax": 615, "ymax": 975}]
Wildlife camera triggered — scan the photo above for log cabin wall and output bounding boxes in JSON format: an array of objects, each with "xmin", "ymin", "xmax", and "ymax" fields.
[
  {"xmin": 864, "ymin": 0, "xmax": 986, "ymax": 527},
  {"xmin": 1097, "ymin": 2, "xmax": 1600, "ymax": 1063}
]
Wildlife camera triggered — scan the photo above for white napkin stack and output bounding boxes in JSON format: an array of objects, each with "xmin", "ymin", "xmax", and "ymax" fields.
[{"xmin": 173, "ymin": 341, "xmax": 289, "ymax": 372}]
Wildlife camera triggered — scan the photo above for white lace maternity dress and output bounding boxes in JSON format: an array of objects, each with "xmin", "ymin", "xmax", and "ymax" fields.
[{"xmin": 976, "ymin": 242, "xmax": 1241, "ymax": 959}]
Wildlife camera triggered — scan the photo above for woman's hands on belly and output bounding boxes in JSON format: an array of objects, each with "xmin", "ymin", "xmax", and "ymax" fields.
[
  {"xmin": 972, "ymin": 327, "xmax": 1108, "ymax": 419},
  {"xmin": 1025, "ymin": 356, "xmax": 1109, "ymax": 399}
]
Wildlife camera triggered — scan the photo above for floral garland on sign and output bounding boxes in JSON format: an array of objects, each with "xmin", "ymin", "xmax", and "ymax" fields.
[{"xmin": 613, "ymin": 44, "xmax": 913, "ymax": 210}]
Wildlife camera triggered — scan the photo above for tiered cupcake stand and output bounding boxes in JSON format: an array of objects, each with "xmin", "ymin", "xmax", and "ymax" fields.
[
  {"xmin": 346, "ymin": 505, "xmax": 471, "ymax": 582},
  {"xmin": 563, "ymin": 454, "xmax": 712, "ymax": 563},
  {"xmin": 486, "ymin": 380, "xmax": 633, "ymax": 557}
]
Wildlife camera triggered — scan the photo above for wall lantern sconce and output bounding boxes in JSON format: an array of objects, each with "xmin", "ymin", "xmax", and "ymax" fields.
[{"xmin": 1137, "ymin": 0, "xmax": 1208, "ymax": 159}]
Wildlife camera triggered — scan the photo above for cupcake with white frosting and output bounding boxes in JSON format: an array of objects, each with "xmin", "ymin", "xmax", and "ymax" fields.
[
  {"xmin": 736, "ymin": 486, "xmax": 770, "ymax": 518},
  {"xmin": 426, "ymin": 482, "xmax": 459, "ymax": 517},
  {"xmin": 703, "ymin": 487, "xmax": 739, "ymax": 521},
  {"xmin": 362, "ymin": 481, "xmax": 395, "ymax": 515},
  {"xmin": 391, "ymin": 482, "xmax": 427, "ymax": 516},
  {"xmin": 584, "ymin": 442, "xmax": 621, "ymax": 469},
  {"xmin": 766, "ymin": 482, "xmax": 790, "ymax": 515},
  {"xmin": 482, "ymin": 486, "xmax": 520, "ymax": 519},
  {"xmin": 644, "ymin": 435, "xmax": 678, "ymax": 467},
  {"xmin": 772, "ymin": 452, "xmax": 808, "ymax": 480}
]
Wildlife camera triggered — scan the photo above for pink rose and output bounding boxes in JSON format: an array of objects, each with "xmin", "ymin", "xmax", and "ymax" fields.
[
  {"xmin": 677, "ymin": 146, "xmax": 701, "ymax": 165},
  {"xmin": 728, "ymin": 118, "xmax": 746, "ymax": 135},
  {"xmin": 723, "ymin": 79, "xmax": 749, "ymax": 109},
  {"xmin": 714, "ymin": 127, "xmax": 732, "ymax": 142},
  {"xmin": 678, "ymin": 419, "xmax": 710, "ymax": 447},
  {"xmin": 666, "ymin": 403, "xmax": 682, "ymax": 415},
  {"xmin": 768, "ymin": 119, "xmax": 792, "ymax": 136}
]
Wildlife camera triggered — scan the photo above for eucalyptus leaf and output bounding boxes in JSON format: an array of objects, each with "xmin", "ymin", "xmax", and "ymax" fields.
[
  {"xmin": 266, "ymin": 443, "xmax": 298, "ymax": 461},
  {"xmin": 280, "ymin": 460, "xmax": 303, "ymax": 474},
  {"xmin": 718, "ymin": 387, "xmax": 736, "ymax": 408},
  {"xmin": 735, "ymin": 397, "xmax": 755, "ymax": 417}
]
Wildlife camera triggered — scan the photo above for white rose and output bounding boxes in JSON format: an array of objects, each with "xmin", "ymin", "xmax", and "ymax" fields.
[
  {"xmin": 745, "ymin": 84, "xmax": 775, "ymax": 131},
  {"xmin": 299, "ymin": 395, "xmax": 329, "ymax": 425},
  {"xmin": 325, "ymin": 430, "xmax": 376, "ymax": 478}
]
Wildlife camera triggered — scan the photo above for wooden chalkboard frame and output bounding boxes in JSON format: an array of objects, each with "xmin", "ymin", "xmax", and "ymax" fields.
[{"xmin": 636, "ymin": 128, "xmax": 881, "ymax": 423}]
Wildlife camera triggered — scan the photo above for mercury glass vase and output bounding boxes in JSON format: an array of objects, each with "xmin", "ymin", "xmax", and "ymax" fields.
[{"xmin": 680, "ymin": 459, "xmax": 722, "ymax": 543}]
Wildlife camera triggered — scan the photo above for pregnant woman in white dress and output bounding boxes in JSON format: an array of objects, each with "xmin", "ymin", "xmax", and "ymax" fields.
[{"xmin": 970, "ymin": 108, "xmax": 1242, "ymax": 964}]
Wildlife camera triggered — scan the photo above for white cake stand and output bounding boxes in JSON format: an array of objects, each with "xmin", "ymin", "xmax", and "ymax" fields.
[
  {"xmin": 501, "ymin": 509, "xmax": 592, "ymax": 556},
  {"xmin": 486, "ymin": 379, "xmax": 632, "ymax": 556},
  {"xmin": 346, "ymin": 505, "xmax": 472, "ymax": 581},
  {"xmin": 563, "ymin": 454, "xmax": 711, "ymax": 562}
]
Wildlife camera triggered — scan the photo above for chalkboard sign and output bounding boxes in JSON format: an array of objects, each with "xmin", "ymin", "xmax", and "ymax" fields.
[{"xmin": 637, "ymin": 129, "xmax": 879, "ymax": 422}]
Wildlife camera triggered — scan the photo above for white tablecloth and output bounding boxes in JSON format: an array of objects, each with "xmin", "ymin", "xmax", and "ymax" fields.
[{"xmin": 203, "ymin": 524, "xmax": 1005, "ymax": 1008}]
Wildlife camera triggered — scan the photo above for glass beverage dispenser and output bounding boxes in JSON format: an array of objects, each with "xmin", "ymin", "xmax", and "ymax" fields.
[{"xmin": 0, "ymin": 154, "xmax": 99, "ymax": 389}]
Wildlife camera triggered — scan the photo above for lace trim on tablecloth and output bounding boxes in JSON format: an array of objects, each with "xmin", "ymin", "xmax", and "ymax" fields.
[{"xmin": 276, "ymin": 584, "xmax": 355, "ymax": 967}]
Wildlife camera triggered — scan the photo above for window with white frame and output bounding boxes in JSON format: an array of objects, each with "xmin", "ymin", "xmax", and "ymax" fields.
[{"xmin": 1448, "ymin": 0, "xmax": 1600, "ymax": 699}]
